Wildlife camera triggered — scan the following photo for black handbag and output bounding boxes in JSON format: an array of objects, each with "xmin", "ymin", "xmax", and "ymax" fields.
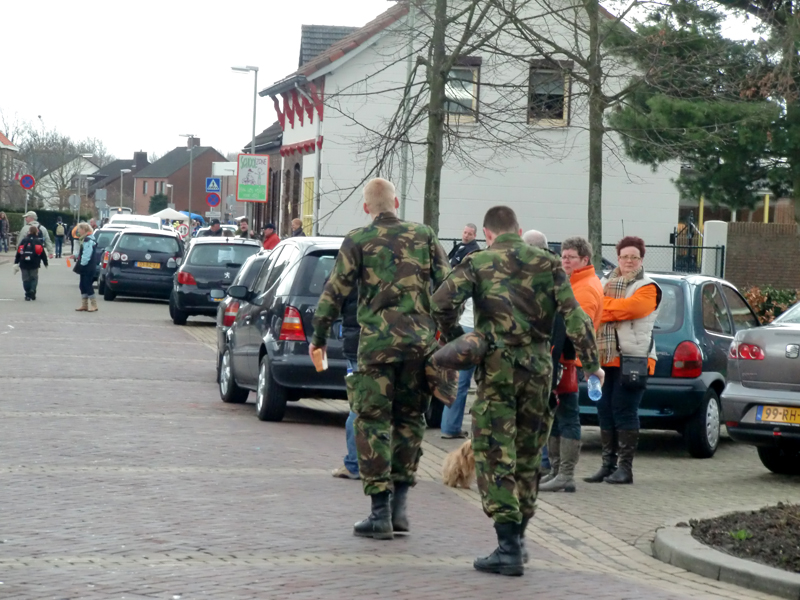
[{"xmin": 619, "ymin": 355, "xmax": 649, "ymax": 390}]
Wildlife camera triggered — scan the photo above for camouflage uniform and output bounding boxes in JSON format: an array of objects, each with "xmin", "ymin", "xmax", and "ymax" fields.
[
  {"xmin": 431, "ymin": 232, "xmax": 599, "ymax": 525},
  {"xmin": 311, "ymin": 212, "xmax": 451, "ymax": 495}
]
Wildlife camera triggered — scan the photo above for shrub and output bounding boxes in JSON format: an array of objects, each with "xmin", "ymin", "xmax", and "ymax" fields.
[{"xmin": 743, "ymin": 286, "xmax": 800, "ymax": 323}]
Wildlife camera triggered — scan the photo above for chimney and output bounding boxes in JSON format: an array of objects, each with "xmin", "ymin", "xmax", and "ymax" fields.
[
  {"xmin": 187, "ymin": 137, "xmax": 200, "ymax": 148},
  {"xmin": 132, "ymin": 151, "xmax": 149, "ymax": 171}
]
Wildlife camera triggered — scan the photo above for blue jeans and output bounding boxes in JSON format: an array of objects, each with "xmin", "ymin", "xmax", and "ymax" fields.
[
  {"xmin": 596, "ymin": 366, "xmax": 644, "ymax": 431},
  {"xmin": 1, "ymin": 234, "xmax": 8, "ymax": 252},
  {"xmin": 344, "ymin": 358, "xmax": 359, "ymax": 475},
  {"xmin": 55, "ymin": 236, "xmax": 63, "ymax": 256},
  {"xmin": 550, "ymin": 392, "xmax": 581, "ymax": 440},
  {"xmin": 441, "ymin": 326, "xmax": 475, "ymax": 436}
]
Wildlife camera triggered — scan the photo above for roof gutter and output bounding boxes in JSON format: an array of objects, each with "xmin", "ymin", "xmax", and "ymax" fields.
[{"xmin": 259, "ymin": 74, "xmax": 308, "ymax": 98}]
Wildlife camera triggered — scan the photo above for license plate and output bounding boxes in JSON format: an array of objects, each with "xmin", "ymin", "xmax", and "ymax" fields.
[
  {"xmin": 136, "ymin": 262, "xmax": 161, "ymax": 269},
  {"xmin": 756, "ymin": 405, "xmax": 800, "ymax": 424}
]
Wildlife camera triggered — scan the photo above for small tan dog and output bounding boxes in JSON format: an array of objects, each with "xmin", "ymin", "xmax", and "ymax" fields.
[{"xmin": 442, "ymin": 439, "xmax": 476, "ymax": 488}]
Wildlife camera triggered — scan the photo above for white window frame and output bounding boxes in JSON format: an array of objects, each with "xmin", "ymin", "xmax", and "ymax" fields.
[
  {"xmin": 528, "ymin": 62, "xmax": 571, "ymax": 127},
  {"xmin": 445, "ymin": 64, "xmax": 480, "ymax": 124}
]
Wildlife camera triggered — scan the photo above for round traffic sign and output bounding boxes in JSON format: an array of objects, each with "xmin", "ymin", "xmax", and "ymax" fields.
[
  {"xmin": 20, "ymin": 174, "xmax": 35, "ymax": 190},
  {"xmin": 177, "ymin": 223, "xmax": 191, "ymax": 238},
  {"xmin": 206, "ymin": 192, "xmax": 221, "ymax": 207}
]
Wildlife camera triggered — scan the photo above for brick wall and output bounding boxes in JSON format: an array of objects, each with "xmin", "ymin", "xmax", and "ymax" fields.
[{"xmin": 726, "ymin": 222, "xmax": 800, "ymax": 289}]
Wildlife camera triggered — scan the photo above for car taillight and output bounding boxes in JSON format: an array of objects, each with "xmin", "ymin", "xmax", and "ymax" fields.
[
  {"xmin": 672, "ymin": 341, "xmax": 703, "ymax": 378},
  {"xmin": 177, "ymin": 271, "xmax": 197, "ymax": 285},
  {"xmin": 102, "ymin": 251, "xmax": 109, "ymax": 267},
  {"xmin": 729, "ymin": 342, "xmax": 764, "ymax": 360},
  {"xmin": 111, "ymin": 252, "xmax": 121, "ymax": 261},
  {"xmin": 223, "ymin": 301, "xmax": 240, "ymax": 328},
  {"xmin": 279, "ymin": 306, "xmax": 306, "ymax": 342}
]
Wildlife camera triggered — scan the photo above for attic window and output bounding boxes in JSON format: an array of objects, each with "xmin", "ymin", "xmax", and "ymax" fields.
[{"xmin": 528, "ymin": 60, "xmax": 572, "ymax": 126}]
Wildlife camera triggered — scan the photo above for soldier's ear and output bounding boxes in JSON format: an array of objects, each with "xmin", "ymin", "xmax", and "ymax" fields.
[
  {"xmin": 518, "ymin": 228, "xmax": 522, "ymax": 235},
  {"xmin": 363, "ymin": 202, "xmax": 369, "ymax": 215},
  {"xmin": 394, "ymin": 197, "xmax": 400, "ymax": 209}
]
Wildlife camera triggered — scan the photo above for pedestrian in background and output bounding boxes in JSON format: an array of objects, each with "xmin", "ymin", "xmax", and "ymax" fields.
[
  {"xmin": 73, "ymin": 222, "xmax": 99, "ymax": 312},
  {"xmin": 432, "ymin": 206, "xmax": 602, "ymax": 577},
  {"xmin": 262, "ymin": 223, "xmax": 280, "ymax": 250},
  {"xmin": 17, "ymin": 211, "xmax": 54, "ymax": 258},
  {"xmin": 440, "ymin": 297, "xmax": 475, "ymax": 439},
  {"xmin": 541, "ymin": 236, "xmax": 604, "ymax": 493},
  {"xmin": 0, "ymin": 211, "xmax": 9, "ymax": 252},
  {"xmin": 331, "ymin": 288, "xmax": 361, "ymax": 480},
  {"xmin": 14, "ymin": 225, "xmax": 49, "ymax": 301},
  {"xmin": 54, "ymin": 217, "xmax": 67, "ymax": 258},
  {"xmin": 586, "ymin": 236, "xmax": 661, "ymax": 485},
  {"xmin": 200, "ymin": 219, "xmax": 224, "ymax": 237},
  {"xmin": 235, "ymin": 217, "xmax": 260, "ymax": 241},
  {"xmin": 290, "ymin": 218, "xmax": 306, "ymax": 237},
  {"xmin": 311, "ymin": 177, "xmax": 450, "ymax": 540},
  {"xmin": 67, "ymin": 223, "xmax": 76, "ymax": 254},
  {"xmin": 448, "ymin": 223, "xmax": 480, "ymax": 267}
]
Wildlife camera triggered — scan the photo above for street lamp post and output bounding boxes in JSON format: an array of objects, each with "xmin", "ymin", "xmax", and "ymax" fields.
[
  {"xmin": 232, "ymin": 66, "xmax": 259, "ymax": 224},
  {"xmin": 120, "ymin": 168, "xmax": 132, "ymax": 209},
  {"xmin": 180, "ymin": 135, "xmax": 197, "ymax": 235}
]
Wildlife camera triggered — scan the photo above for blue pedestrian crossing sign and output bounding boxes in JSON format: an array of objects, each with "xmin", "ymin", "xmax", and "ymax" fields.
[{"xmin": 205, "ymin": 177, "xmax": 221, "ymax": 193}]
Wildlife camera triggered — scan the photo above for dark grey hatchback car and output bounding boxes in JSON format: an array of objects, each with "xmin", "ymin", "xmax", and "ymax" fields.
[{"xmin": 217, "ymin": 238, "xmax": 348, "ymax": 421}]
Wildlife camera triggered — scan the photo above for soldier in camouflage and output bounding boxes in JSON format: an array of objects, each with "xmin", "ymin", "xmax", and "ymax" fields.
[
  {"xmin": 310, "ymin": 177, "xmax": 450, "ymax": 540},
  {"xmin": 431, "ymin": 206, "xmax": 604, "ymax": 576}
]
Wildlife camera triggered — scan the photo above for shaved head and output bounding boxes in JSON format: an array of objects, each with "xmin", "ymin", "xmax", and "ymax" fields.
[
  {"xmin": 522, "ymin": 230, "xmax": 548, "ymax": 249},
  {"xmin": 363, "ymin": 178, "xmax": 397, "ymax": 215}
]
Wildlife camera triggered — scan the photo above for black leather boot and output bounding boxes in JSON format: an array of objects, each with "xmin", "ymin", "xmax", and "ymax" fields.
[
  {"xmin": 605, "ymin": 429, "xmax": 638, "ymax": 484},
  {"xmin": 520, "ymin": 517, "xmax": 530, "ymax": 564},
  {"xmin": 584, "ymin": 429, "xmax": 617, "ymax": 483},
  {"xmin": 473, "ymin": 522, "xmax": 524, "ymax": 576},
  {"xmin": 353, "ymin": 491, "xmax": 393, "ymax": 540},
  {"xmin": 391, "ymin": 482, "xmax": 410, "ymax": 533}
]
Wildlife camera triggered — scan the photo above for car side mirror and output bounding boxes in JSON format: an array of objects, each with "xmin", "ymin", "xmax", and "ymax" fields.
[{"xmin": 227, "ymin": 285, "xmax": 248, "ymax": 300}]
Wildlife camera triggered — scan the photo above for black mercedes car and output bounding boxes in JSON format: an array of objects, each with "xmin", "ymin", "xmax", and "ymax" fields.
[
  {"xmin": 169, "ymin": 237, "xmax": 261, "ymax": 325},
  {"xmin": 102, "ymin": 229, "xmax": 184, "ymax": 301},
  {"xmin": 218, "ymin": 238, "xmax": 348, "ymax": 421}
]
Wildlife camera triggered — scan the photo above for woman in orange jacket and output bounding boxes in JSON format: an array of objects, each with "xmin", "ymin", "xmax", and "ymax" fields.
[
  {"xmin": 584, "ymin": 236, "xmax": 661, "ymax": 486},
  {"xmin": 541, "ymin": 236, "xmax": 604, "ymax": 493}
]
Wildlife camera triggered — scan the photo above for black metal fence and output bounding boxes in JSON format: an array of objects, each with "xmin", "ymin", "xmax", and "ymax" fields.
[{"xmin": 439, "ymin": 237, "xmax": 725, "ymax": 278}]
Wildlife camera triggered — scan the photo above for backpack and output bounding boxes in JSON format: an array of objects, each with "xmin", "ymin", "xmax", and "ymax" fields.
[
  {"xmin": 55, "ymin": 223, "xmax": 65, "ymax": 236},
  {"xmin": 18, "ymin": 237, "xmax": 44, "ymax": 269}
]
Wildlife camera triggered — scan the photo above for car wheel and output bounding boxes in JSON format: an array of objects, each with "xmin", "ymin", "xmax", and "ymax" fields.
[
  {"xmin": 98, "ymin": 279, "xmax": 105, "ymax": 295},
  {"xmin": 103, "ymin": 286, "xmax": 116, "ymax": 301},
  {"xmin": 425, "ymin": 398, "xmax": 445, "ymax": 429},
  {"xmin": 170, "ymin": 293, "xmax": 188, "ymax": 326},
  {"xmin": 219, "ymin": 348, "xmax": 248, "ymax": 404},
  {"xmin": 685, "ymin": 388, "xmax": 721, "ymax": 459},
  {"xmin": 757, "ymin": 447, "xmax": 800, "ymax": 475},
  {"xmin": 255, "ymin": 354, "xmax": 287, "ymax": 422}
]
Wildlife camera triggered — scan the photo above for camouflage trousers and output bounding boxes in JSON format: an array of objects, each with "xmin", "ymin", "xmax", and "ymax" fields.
[
  {"xmin": 346, "ymin": 360, "xmax": 429, "ymax": 496},
  {"xmin": 471, "ymin": 347, "xmax": 554, "ymax": 525}
]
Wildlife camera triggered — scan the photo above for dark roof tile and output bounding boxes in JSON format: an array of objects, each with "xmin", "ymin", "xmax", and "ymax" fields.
[
  {"xmin": 134, "ymin": 146, "xmax": 216, "ymax": 178},
  {"xmin": 300, "ymin": 25, "xmax": 359, "ymax": 67}
]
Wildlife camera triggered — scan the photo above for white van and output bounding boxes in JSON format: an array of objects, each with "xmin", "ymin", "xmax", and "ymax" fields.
[{"xmin": 107, "ymin": 214, "xmax": 162, "ymax": 230}]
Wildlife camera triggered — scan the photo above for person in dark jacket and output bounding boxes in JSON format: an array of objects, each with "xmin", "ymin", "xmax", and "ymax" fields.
[
  {"xmin": 14, "ymin": 225, "xmax": 49, "ymax": 300},
  {"xmin": 332, "ymin": 287, "xmax": 361, "ymax": 480},
  {"xmin": 200, "ymin": 219, "xmax": 224, "ymax": 237},
  {"xmin": 290, "ymin": 218, "xmax": 306, "ymax": 237},
  {"xmin": 73, "ymin": 222, "xmax": 99, "ymax": 312},
  {"xmin": 448, "ymin": 223, "xmax": 480, "ymax": 267},
  {"xmin": 235, "ymin": 217, "xmax": 260, "ymax": 241}
]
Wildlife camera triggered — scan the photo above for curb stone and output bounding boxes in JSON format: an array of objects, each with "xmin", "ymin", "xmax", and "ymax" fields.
[{"xmin": 653, "ymin": 525, "xmax": 800, "ymax": 600}]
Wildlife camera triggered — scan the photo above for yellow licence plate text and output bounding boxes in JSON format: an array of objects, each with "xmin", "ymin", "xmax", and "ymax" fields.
[
  {"xmin": 136, "ymin": 262, "xmax": 161, "ymax": 269},
  {"xmin": 757, "ymin": 405, "xmax": 800, "ymax": 424}
]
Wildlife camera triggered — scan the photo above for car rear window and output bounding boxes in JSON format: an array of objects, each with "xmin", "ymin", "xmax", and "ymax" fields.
[
  {"xmin": 292, "ymin": 251, "xmax": 338, "ymax": 297},
  {"xmin": 95, "ymin": 231, "xmax": 119, "ymax": 248},
  {"xmin": 188, "ymin": 244, "xmax": 259, "ymax": 267},
  {"xmin": 111, "ymin": 219, "xmax": 160, "ymax": 230},
  {"xmin": 652, "ymin": 281, "xmax": 684, "ymax": 334},
  {"xmin": 118, "ymin": 234, "xmax": 180, "ymax": 254}
]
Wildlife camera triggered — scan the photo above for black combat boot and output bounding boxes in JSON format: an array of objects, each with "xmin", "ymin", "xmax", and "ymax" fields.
[
  {"xmin": 391, "ymin": 482, "xmax": 410, "ymax": 533},
  {"xmin": 473, "ymin": 522, "xmax": 524, "ymax": 576},
  {"xmin": 353, "ymin": 491, "xmax": 393, "ymax": 540},
  {"xmin": 520, "ymin": 516, "xmax": 530, "ymax": 564},
  {"xmin": 605, "ymin": 429, "xmax": 638, "ymax": 484},
  {"xmin": 584, "ymin": 429, "xmax": 617, "ymax": 483}
]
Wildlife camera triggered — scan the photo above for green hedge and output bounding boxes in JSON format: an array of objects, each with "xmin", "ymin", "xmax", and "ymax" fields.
[
  {"xmin": 2, "ymin": 207, "xmax": 91, "ymax": 244},
  {"xmin": 743, "ymin": 286, "xmax": 799, "ymax": 323}
]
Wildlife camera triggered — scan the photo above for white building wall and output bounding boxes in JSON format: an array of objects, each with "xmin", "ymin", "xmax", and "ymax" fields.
[{"xmin": 280, "ymin": 10, "xmax": 680, "ymax": 247}]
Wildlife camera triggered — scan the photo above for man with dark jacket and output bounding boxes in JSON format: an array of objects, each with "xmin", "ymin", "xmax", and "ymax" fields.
[
  {"xmin": 200, "ymin": 219, "xmax": 224, "ymax": 237},
  {"xmin": 331, "ymin": 288, "xmax": 361, "ymax": 480},
  {"xmin": 14, "ymin": 225, "xmax": 49, "ymax": 301},
  {"xmin": 448, "ymin": 223, "xmax": 480, "ymax": 267}
]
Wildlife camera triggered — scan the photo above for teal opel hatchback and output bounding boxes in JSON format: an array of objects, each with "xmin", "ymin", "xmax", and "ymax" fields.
[{"xmin": 578, "ymin": 273, "xmax": 760, "ymax": 458}]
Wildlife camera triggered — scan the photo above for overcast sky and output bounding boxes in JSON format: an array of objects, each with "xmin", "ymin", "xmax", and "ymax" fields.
[{"xmin": 2, "ymin": 0, "xmax": 391, "ymax": 160}]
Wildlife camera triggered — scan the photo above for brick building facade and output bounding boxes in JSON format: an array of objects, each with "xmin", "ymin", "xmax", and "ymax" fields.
[{"xmin": 725, "ymin": 223, "xmax": 800, "ymax": 289}]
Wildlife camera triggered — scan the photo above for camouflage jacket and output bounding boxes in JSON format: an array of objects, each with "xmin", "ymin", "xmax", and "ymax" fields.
[
  {"xmin": 311, "ymin": 213, "xmax": 451, "ymax": 365},
  {"xmin": 431, "ymin": 232, "xmax": 600, "ymax": 373}
]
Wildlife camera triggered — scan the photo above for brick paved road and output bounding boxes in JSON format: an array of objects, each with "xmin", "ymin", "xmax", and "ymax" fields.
[{"xmin": 0, "ymin": 260, "xmax": 791, "ymax": 599}]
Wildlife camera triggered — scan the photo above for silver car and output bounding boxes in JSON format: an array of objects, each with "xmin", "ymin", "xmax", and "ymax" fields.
[{"xmin": 721, "ymin": 302, "xmax": 800, "ymax": 474}]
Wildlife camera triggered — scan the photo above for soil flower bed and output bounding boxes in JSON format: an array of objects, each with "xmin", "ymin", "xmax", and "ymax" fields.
[{"xmin": 691, "ymin": 503, "xmax": 800, "ymax": 574}]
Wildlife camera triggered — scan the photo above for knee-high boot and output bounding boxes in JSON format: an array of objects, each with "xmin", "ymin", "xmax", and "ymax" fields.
[
  {"xmin": 584, "ymin": 429, "xmax": 617, "ymax": 483},
  {"xmin": 605, "ymin": 429, "xmax": 638, "ymax": 484}
]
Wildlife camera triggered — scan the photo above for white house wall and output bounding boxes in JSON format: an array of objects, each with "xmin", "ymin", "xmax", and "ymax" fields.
[{"xmin": 279, "ymin": 8, "xmax": 680, "ymax": 246}]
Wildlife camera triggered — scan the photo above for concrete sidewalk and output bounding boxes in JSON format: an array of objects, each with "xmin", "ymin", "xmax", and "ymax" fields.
[{"xmin": 0, "ymin": 260, "xmax": 785, "ymax": 600}]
